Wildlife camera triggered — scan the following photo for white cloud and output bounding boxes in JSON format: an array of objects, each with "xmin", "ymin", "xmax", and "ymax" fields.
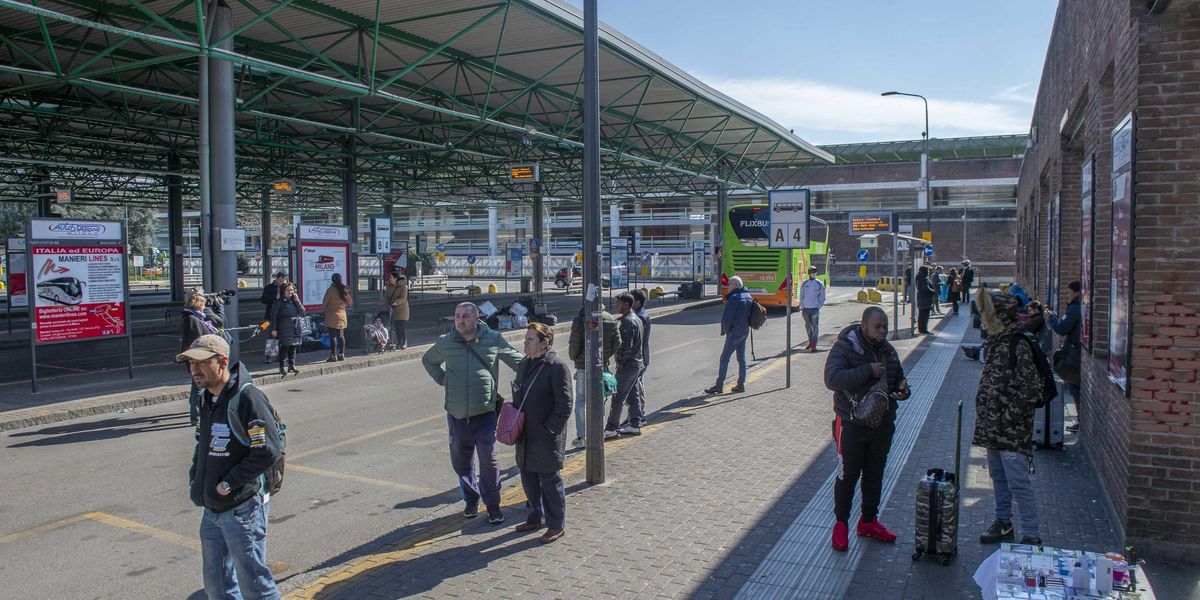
[
  {"xmin": 993, "ymin": 82, "xmax": 1037, "ymax": 105},
  {"xmin": 699, "ymin": 75, "xmax": 1033, "ymax": 145}
]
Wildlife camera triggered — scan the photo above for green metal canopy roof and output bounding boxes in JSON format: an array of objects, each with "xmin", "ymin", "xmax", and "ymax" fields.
[
  {"xmin": 0, "ymin": 0, "xmax": 832, "ymax": 212},
  {"xmin": 822, "ymin": 134, "xmax": 1029, "ymax": 165}
]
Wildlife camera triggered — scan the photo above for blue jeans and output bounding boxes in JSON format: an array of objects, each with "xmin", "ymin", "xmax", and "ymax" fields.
[
  {"xmin": 520, "ymin": 470, "xmax": 566, "ymax": 530},
  {"xmin": 200, "ymin": 495, "xmax": 279, "ymax": 600},
  {"xmin": 605, "ymin": 362, "xmax": 644, "ymax": 429},
  {"xmin": 986, "ymin": 449, "xmax": 1040, "ymax": 538},
  {"xmin": 801, "ymin": 308, "xmax": 820, "ymax": 346},
  {"xmin": 715, "ymin": 332, "xmax": 748, "ymax": 388},
  {"xmin": 447, "ymin": 411, "xmax": 501, "ymax": 508}
]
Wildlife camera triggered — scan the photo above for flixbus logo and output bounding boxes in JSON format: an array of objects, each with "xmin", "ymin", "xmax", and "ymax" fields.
[{"xmin": 48, "ymin": 223, "xmax": 106, "ymax": 235}]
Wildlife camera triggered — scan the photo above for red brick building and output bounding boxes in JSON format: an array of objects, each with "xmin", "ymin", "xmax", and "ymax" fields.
[{"xmin": 1016, "ymin": 0, "xmax": 1200, "ymax": 562}]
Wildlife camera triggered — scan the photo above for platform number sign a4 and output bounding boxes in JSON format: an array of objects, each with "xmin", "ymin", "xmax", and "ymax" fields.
[{"xmin": 768, "ymin": 189, "xmax": 811, "ymax": 250}]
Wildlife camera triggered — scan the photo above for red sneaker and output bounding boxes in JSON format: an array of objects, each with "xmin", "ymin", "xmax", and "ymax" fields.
[
  {"xmin": 856, "ymin": 518, "xmax": 897, "ymax": 543},
  {"xmin": 832, "ymin": 520, "xmax": 849, "ymax": 552}
]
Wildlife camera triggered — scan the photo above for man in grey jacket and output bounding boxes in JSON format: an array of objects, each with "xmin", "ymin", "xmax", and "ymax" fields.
[
  {"xmin": 422, "ymin": 302, "xmax": 523, "ymax": 523},
  {"xmin": 604, "ymin": 293, "xmax": 644, "ymax": 437}
]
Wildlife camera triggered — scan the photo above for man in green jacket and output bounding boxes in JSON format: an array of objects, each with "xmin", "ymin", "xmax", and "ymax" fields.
[
  {"xmin": 422, "ymin": 302, "xmax": 523, "ymax": 523},
  {"xmin": 567, "ymin": 303, "xmax": 620, "ymax": 448}
]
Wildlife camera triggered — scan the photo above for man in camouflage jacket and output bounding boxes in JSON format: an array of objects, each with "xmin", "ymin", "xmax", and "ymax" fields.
[{"xmin": 972, "ymin": 288, "xmax": 1044, "ymax": 547}]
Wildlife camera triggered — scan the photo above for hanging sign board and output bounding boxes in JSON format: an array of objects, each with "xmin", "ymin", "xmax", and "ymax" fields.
[
  {"xmin": 295, "ymin": 225, "xmax": 350, "ymax": 311},
  {"xmin": 6, "ymin": 238, "xmax": 27, "ymax": 308},
  {"xmin": 848, "ymin": 212, "xmax": 893, "ymax": 234},
  {"xmin": 508, "ymin": 164, "xmax": 540, "ymax": 183},
  {"xmin": 272, "ymin": 178, "xmax": 297, "ymax": 196},
  {"xmin": 370, "ymin": 217, "xmax": 392, "ymax": 254},
  {"xmin": 219, "ymin": 228, "xmax": 246, "ymax": 251},
  {"xmin": 768, "ymin": 189, "xmax": 811, "ymax": 249},
  {"xmin": 27, "ymin": 219, "xmax": 128, "ymax": 343},
  {"xmin": 55, "ymin": 188, "xmax": 74, "ymax": 204}
]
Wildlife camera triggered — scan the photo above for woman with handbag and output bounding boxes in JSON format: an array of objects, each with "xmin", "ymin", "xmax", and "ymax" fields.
[
  {"xmin": 509, "ymin": 322, "xmax": 573, "ymax": 544},
  {"xmin": 321, "ymin": 273, "xmax": 353, "ymax": 362},
  {"xmin": 1048, "ymin": 281, "xmax": 1083, "ymax": 432},
  {"xmin": 823, "ymin": 307, "xmax": 910, "ymax": 552},
  {"xmin": 384, "ymin": 271, "xmax": 409, "ymax": 349},
  {"xmin": 947, "ymin": 267, "xmax": 962, "ymax": 315},
  {"xmin": 270, "ymin": 282, "xmax": 306, "ymax": 376},
  {"xmin": 180, "ymin": 288, "xmax": 224, "ymax": 426}
]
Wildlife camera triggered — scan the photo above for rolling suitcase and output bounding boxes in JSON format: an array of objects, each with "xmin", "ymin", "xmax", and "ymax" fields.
[
  {"xmin": 913, "ymin": 401, "xmax": 963, "ymax": 566},
  {"xmin": 1033, "ymin": 380, "xmax": 1065, "ymax": 449}
]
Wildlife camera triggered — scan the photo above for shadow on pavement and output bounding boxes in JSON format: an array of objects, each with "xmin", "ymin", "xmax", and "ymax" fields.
[{"xmin": 7, "ymin": 412, "xmax": 193, "ymax": 447}]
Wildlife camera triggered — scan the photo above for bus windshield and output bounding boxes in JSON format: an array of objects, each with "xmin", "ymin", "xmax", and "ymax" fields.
[{"xmin": 728, "ymin": 206, "xmax": 770, "ymax": 246}]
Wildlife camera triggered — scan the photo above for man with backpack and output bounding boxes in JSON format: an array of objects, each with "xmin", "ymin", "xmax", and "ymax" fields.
[
  {"xmin": 972, "ymin": 288, "xmax": 1045, "ymax": 547},
  {"xmin": 179, "ymin": 334, "xmax": 283, "ymax": 600},
  {"xmin": 706, "ymin": 276, "xmax": 754, "ymax": 394},
  {"xmin": 604, "ymin": 293, "xmax": 644, "ymax": 437},
  {"xmin": 800, "ymin": 265, "xmax": 826, "ymax": 351}
]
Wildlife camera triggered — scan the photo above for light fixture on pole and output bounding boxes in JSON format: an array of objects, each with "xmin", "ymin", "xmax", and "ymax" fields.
[{"xmin": 881, "ymin": 91, "xmax": 931, "ymax": 237}]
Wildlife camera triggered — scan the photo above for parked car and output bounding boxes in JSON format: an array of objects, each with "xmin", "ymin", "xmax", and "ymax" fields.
[{"xmin": 554, "ymin": 266, "xmax": 610, "ymax": 288}]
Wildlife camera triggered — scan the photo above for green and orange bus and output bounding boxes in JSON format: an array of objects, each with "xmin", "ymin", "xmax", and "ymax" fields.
[{"xmin": 719, "ymin": 203, "xmax": 831, "ymax": 308}]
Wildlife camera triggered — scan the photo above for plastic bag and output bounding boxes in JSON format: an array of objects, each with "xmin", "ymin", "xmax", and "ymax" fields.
[{"xmin": 265, "ymin": 338, "xmax": 279, "ymax": 361}]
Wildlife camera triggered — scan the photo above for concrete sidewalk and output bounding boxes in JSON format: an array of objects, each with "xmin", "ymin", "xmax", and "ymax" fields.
[
  {"xmin": 274, "ymin": 312, "xmax": 1196, "ymax": 600},
  {"xmin": 0, "ymin": 291, "xmax": 718, "ymax": 432}
]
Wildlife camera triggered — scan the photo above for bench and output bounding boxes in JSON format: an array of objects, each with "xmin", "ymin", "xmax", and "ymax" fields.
[{"xmin": 656, "ymin": 291, "xmax": 681, "ymax": 304}]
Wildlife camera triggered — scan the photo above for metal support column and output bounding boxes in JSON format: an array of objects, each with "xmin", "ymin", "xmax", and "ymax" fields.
[
  {"xmin": 583, "ymin": 0, "xmax": 604, "ymax": 485},
  {"xmin": 261, "ymin": 189, "xmax": 271, "ymax": 287},
  {"xmin": 343, "ymin": 132, "xmax": 359, "ymax": 299},
  {"xmin": 207, "ymin": 0, "xmax": 239, "ymax": 362},
  {"xmin": 533, "ymin": 193, "xmax": 544, "ymax": 294},
  {"xmin": 716, "ymin": 169, "xmax": 728, "ymax": 284},
  {"xmin": 167, "ymin": 152, "xmax": 185, "ymax": 302},
  {"xmin": 36, "ymin": 170, "xmax": 52, "ymax": 217},
  {"xmin": 487, "ymin": 206, "xmax": 499, "ymax": 256},
  {"xmin": 198, "ymin": 10, "xmax": 213, "ymax": 293}
]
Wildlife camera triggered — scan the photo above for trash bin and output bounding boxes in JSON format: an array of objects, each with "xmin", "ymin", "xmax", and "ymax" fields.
[
  {"xmin": 520, "ymin": 277, "xmax": 532, "ymax": 293},
  {"xmin": 345, "ymin": 311, "xmax": 366, "ymax": 352}
]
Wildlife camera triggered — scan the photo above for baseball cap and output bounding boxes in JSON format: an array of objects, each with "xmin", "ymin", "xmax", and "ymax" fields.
[
  {"xmin": 176, "ymin": 334, "xmax": 229, "ymax": 363},
  {"xmin": 808, "ymin": 266, "xmax": 818, "ymax": 272}
]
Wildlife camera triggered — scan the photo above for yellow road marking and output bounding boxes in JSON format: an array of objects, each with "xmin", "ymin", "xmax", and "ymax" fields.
[
  {"xmin": 287, "ymin": 464, "xmax": 444, "ymax": 495},
  {"xmin": 0, "ymin": 511, "xmax": 289, "ymax": 573},
  {"xmin": 287, "ymin": 413, "xmax": 443, "ymax": 461}
]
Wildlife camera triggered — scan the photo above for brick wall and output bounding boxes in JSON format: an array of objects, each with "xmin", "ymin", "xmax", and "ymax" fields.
[{"xmin": 1016, "ymin": 0, "xmax": 1200, "ymax": 563}]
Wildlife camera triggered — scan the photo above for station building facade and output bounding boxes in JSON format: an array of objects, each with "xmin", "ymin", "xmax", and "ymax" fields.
[{"xmin": 1015, "ymin": 0, "xmax": 1200, "ymax": 562}]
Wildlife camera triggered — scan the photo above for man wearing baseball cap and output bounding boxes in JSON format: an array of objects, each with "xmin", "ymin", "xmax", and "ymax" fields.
[{"xmin": 179, "ymin": 334, "xmax": 283, "ymax": 599}]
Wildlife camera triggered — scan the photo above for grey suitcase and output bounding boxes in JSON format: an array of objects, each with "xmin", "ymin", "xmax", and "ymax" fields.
[
  {"xmin": 1033, "ymin": 380, "xmax": 1064, "ymax": 449},
  {"xmin": 912, "ymin": 401, "xmax": 963, "ymax": 566}
]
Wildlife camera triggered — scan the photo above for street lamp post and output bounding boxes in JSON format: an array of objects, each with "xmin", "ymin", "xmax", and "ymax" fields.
[{"xmin": 881, "ymin": 91, "xmax": 931, "ymax": 237}]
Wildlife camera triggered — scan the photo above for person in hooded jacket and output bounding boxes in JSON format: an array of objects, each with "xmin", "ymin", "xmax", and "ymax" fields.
[
  {"xmin": 181, "ymin": 288, "xmax": 225, "ymax": 426},
  {"xmin": 705, "ymin": 276, "xmax": 753, "ymax": 394},
  {"xmin": 1048, "ymin": 280, "xmax": 1083, "ymax": 432},
  {"xmin": 180, "ymin": 334, "xmax": 282, "ymax": 600},
  {"xmin": 823, "ymin": 306, "xmax": 910, "ymax": 552},
  {"xmin": 567, "ymin": 303, "xmax": 620, "ymax": 447},
  {"xmin": 512, "ymin": 323, "xmax": 573, "ymax": 544},
  {"xmin": 973, "ymin": 288, "xmax": 1044, "ymax": 546}
]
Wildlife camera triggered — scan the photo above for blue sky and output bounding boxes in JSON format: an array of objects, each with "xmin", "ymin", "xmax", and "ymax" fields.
[{"xmin": 567, "ymin": 1, "xmax": 1058, "ymax": 145}]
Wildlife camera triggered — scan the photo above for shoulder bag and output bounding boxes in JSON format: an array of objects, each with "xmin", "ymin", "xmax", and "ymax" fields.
[
  {"xmin": 462, "ymin": 338, "xmax": 507, "ymax": 408},
  {"xmin": 497, "ymin": 361, "xmax": 547, "ymax": 445},
  {"xmin": 846, "ymin": 369, "xmax": 891, "ymax": 429}
]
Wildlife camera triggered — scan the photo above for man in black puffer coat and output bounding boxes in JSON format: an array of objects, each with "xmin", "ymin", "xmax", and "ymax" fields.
[{"xmin": 824, "ymin": 306, "xmax": 910, "ymax": 552}]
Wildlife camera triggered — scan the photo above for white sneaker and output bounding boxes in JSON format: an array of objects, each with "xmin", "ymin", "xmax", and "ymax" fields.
[
  {"xmin": 617, "ymin": 424, "xmax": 641, "ymax": 436},
  {"xmin": 603, "ymin": 429, "xmax": 619, "ymax": 439},
  {"xmin": 571, "ymin": 436, "xmax": 585, "ymax": 448}
]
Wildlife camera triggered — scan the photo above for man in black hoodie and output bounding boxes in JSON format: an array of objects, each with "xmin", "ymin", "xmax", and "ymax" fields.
[
  {"xmin": 179, "ymin": 334, "xmax": 282, "ymax": 600},
  {"xmin": 824, "ymin": 307, "xmax": 910, "ymax": 552}
]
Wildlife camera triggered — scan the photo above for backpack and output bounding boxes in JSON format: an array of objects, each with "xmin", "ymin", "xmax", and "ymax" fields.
[
  {"xmin": 227, "ymin": 383, "xmax": 287, "ymax": 495},
  {"xmin": 748, "ymin": 299, "xmax": 768, "ymax": 330},
  {"xmin": 1008, "ymin": 332, "xmax": 1057, "ymax": 408}
]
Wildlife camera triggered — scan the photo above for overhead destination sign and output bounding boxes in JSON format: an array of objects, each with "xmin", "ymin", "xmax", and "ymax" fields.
[
  {"xmin": 508, "ymin": 164, "xmax": 539, "ymax": 183},
  {"xmin": 848, "ymin": 212, "xmax": 893, "ymax": 234},
  {"xmin": 272, "ymin": 178, "xmax": 297, "ymax": 196}
]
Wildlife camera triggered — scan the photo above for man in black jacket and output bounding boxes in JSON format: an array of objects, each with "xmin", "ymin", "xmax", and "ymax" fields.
[
  {"xmin": 824, "ymin": 307, "xmax": 910, "ymax": 552},
  {"xmin": 179, "ymin": 334, "xmax": 282, "ymax": 599},
  {"xmin": 605, "ymin": 293, "xmax": 644, "ymax": 437},
  {"xmin": 260, "ymin": 272, "xmax": 286, "ymax": 320}
]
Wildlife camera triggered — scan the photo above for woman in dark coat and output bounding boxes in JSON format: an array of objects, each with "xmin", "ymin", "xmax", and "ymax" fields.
[
  {"xmin": 269, "ymin": 282, "xmax": 306, "ymax": 376},
  {"xmin": 512, "ymin": 322, "xmax": 573, "ymax": 544},
  {"xmin": 180, "ymin": 288, "xmax": 223, "ymax": 426},
  {"xmin": 915, "ymin": 266, "xmax": 937, "ymax": 334}
]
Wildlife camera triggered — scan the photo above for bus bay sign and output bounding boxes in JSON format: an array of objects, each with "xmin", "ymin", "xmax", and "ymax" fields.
[{"xmin": 767, "ymin": 189, "xmax": 810, "ymax": 250}]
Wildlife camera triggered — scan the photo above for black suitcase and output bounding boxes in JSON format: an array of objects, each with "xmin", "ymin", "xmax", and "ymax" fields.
[{"xmin": 913, "ymin": 401, "xmax": 963, "ymax": 566}]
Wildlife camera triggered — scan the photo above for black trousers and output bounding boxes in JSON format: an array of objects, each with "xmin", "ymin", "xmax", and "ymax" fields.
[
  {"xmin": 328, "ymin": 327, "xmax": 344, "ymax": 355},
  {"xmin": 278, "ymin": 344, "xmax": 298, "ymax": 370},
  {"xmin": 833, "ymin": 417, "xmax": 895, "ymax": 523},
  {"xmin": 918, "ymin": 308, "xmax": 931, "ymax": 333},
  {"xmin": 392, "ymin": 319, "xmax": 407, "ymax": 348}
]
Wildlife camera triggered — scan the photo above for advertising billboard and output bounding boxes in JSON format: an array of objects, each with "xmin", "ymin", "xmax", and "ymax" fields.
[
  {"xmin": 295, "ymin": 225, "xmax": 350, "ymax": 311},
  {"xmin": 27, "ymin": 220, "xmax": 128, "ymax": 344}
]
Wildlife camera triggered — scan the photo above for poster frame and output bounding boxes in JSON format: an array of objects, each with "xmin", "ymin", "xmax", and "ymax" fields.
[
  {"xmin": 295, "ymin": 225, "xmax": 350, "ymax": 312},
  {"xmin": 1081, "ymin": 154, "xmax": 1095, "ymax": 351},
  {"xmin": 26, "ymin": 218, "xmax": 133, "ymax": 392},
  {"xmin": 1108, "ymin": 112, "xmax": 1135, "ymax": 394}
]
